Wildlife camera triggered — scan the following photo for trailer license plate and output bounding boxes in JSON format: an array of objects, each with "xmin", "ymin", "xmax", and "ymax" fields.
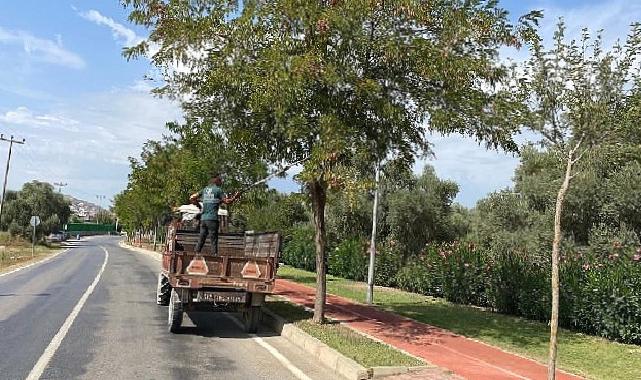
[{"xmin": 199, "ymin": 292, "xmax": 246, "ymax": 303}]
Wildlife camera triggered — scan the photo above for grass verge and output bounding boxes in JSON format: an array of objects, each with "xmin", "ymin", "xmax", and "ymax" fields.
[
  {"xmin": 278, "ymin": 265, "xmax": 639, "ymax": 380},
  {"xmin": 0, "ymin": 243, "xmax": 62, "ymax": 274},
  {"xmin": 266, "ymin": 298, "xmax": 424, "ymax": 368}
]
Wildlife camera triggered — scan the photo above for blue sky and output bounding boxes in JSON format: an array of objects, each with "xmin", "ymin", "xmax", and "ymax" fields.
[{"xmin": 0, "ymin": 1, "xmax": 639, "ymax": 208}]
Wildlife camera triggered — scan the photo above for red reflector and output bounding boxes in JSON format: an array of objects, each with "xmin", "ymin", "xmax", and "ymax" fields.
[
  {"xmin": 241, "ymin": 261, "xmax": 261, "ymax": 279},
  {"xmin": 186, "ymin": 256, "xmax": 209, "ymax": 275}
]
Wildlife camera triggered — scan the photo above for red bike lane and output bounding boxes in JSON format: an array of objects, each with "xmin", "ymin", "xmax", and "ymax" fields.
[{"xmin": 275, "ymin": 280, "xmax": 583, "ymax": 380}]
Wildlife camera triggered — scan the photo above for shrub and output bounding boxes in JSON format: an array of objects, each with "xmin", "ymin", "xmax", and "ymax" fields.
[
  {"xmin": 374, "ymin": 243, "xmax": 404, "ymax": 287},
  {"xmin": 569, "ymin": 227, "xmax": 641, "ymax": 343},
  {"xmin": 0, "ymin": 231, "xmax": 12, "ymax": 245},
  {"xmin": 394, "ymin": 260, "xmax": 440, "ymax": 296},
  {"xmin": 281, "ymin": 225, "xmax": 316, "ymax": 272},
  {"xmin": 328, "ymin": 238, "xmax": 368, "ymax": 281},
  {"xmin": 281, "ymin": 220, "xmax": 641, "ymax": 345},
  {"xmin": 438, "ymin": 242, "xmax": 490, "ymax": 306}
]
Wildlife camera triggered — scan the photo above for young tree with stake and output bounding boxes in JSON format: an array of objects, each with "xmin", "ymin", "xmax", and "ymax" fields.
[{"xmin": 518, "ymin": 21, "xmax": 641, "ymax": 379}]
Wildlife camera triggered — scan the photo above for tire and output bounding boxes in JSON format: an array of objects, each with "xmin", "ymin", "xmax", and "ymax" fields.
[
  {"xmin": 156, "ymin": 273, "xmax": 171, "ymax": 306},
  {"xmin": 168, "ymin": 289, "xmax": 183, "ymax": 333},
  {"xmin": 243, "ymin": 306, "xmax": 262, "ymax": 334}
]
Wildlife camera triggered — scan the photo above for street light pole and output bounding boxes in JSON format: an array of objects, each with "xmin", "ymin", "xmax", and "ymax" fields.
[
  {"xmin": 32, "ymin": 222, "xmax": 36, "ymax": 257},
  {"xmin": 0, "ymin": 135, "xmax": 25, "ymax": 226},
  {"xmin": 95, "ymin": 195, "xmax": 106, "ymax": 224},
  {"xmin": 366, "ymin": 162, "xmax": 381, "ymax": 305}
]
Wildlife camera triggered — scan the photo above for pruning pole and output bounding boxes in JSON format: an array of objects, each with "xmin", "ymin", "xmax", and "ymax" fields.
[{"xmin": 366, "ymin": 163, "xmax": 380, "ymax": 305}]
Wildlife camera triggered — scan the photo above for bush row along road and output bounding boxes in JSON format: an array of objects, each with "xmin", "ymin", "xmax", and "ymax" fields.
[{"xmin": 0, "ymin": 236, "xmax": 334, "ymax": 380}]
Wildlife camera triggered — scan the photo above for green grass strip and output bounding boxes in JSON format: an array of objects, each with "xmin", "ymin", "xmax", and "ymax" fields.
[{"xmin": 266, "ymin": 299, "xmax": 424, "ymax": 368}]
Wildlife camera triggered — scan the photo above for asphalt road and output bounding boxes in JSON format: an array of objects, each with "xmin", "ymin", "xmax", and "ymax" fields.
[{"xmin": 0, "ymin": 236, "xmax": 334, "ymax": 380}]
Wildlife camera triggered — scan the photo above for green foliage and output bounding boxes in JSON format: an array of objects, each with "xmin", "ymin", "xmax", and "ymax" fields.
[
  {"xmin": 1, "ymin": 182, "xmax": 70, "ymax": 239},
  {"xmin": 124, "ymin": 0, "xmax": 538, "ymax": 172},
  {"xmin": 373, "ymin": 243, "xmax": 403, "ymax": 287},
  {"xmin": 386, "ymin": 166, "xmax": 459, "ymax": 258},
  {"xmin": 328, "ymin": 238, "xmax": 368, "ymax": 282},
  {"xmin": 240, "ymin": 191, "xmax": 308, "ymax": 235},
  {"xmin": 113, "ymin": 121, "xmax": 268, "ymax": 230},
  {"xmin": 95, "ymin": 209, "xmax": 115, "ymax": 225},
  {"xmin": 281, "ymin": 225, "xmax": 316, "ymax": 272},
  {"xmin": 285, "ymin": 225, "xmax": 641, "ymax": 344},
  {"xmin": 514, "ymin": 146, "xmax": 641, "ymax": 245},
  {"xmin": 394, "ymin": 260, "xmax": 442, "ymax": 297},
  {"xmin": 326, "ymin": 192, "xmax": 372, "ymax": 243}
]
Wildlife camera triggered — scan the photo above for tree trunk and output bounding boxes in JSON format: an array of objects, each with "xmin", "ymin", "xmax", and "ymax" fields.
[
  {"xmin": 310, "ymin": 179, "xmax": 327, "ymax": 324},
  {"xmin": 547, "ymin": 148, "xmax": 576, "ymax": 380}
]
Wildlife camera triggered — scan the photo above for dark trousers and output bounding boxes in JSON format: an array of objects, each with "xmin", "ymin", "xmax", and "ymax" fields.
[{"xmin": 196, "ymin": 220, "xmax": 219, "ymax": 255}]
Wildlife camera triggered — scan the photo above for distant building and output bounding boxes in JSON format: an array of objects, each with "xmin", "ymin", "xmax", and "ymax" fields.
[{"xmin": 65, "ymin": 195, "xmax": 104, "ymax": 222}]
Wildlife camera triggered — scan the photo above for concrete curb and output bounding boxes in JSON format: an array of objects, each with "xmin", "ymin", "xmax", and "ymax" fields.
[{"xmin": 262, "ymin": 307, "xmax": 425, "ymax": 380}]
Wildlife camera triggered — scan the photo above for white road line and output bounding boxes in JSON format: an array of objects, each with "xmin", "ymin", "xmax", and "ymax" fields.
[
  {"xmin": 0, "ymin": 249, "xmax": 70, "ymax": 279},
  {"xmin": 224, "ymin": 314, "xmax": 313, "ymax": 380},
  {"xmin": 252, "ymin": 335, "xmax": 314, "ymax": 380},
  {"xmin": 25, "ymin": 246, "xmax": 110, "ymax": 380}
]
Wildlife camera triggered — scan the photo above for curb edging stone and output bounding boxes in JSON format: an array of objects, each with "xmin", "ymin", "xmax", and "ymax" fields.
[{"xmin": 262, "ymin": 307, "xmax": 426, "ymax": 380}]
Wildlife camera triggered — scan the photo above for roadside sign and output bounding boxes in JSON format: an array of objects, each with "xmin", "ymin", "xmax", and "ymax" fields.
[{"xmin": 30, "ymin": 215, "xmax": 40, "ymax": 227}]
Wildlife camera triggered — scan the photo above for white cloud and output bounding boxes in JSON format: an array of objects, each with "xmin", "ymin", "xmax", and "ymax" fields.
[
  {"xmin": 0, "ymin": 84, "xmax": 182, "ymax": 203},
  {"xmin": 537, "ymin": 0, "xmax": 641, "ymax": 46},
  {"xmin": 0, "ymin": 26, "xmax": 85, "ymax": 69},
  {"xmin": 79, "ymin": 9, "xmax": 144, "ymax": 47},
  {"xmin": 412, "ymin": 134, "xmax": 519, "ymax": 207},
  {"xmin": 503, "ymin": 0, "xmax": 641, "ymax": 62},
  {"xmin": 0, "ymin": 106, "xmax": 79, "ymax": 131}
]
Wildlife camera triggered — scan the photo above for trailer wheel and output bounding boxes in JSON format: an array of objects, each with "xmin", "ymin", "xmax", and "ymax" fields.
[
  {"xmin": 156, "ymin": 273, "xmax": 171, "ymax": 306},
  {"xmin": 243, "ymin": 306, "xmax": 262, "ymax": 334},
  {"xmin": 168, "ymin": 289, "xmax": 183, "ymax": 333}
]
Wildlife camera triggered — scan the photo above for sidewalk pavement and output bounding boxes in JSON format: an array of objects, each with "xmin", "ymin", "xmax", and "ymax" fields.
[{"xmin": 275, "ymin": 279, "xmax": 583, "ymax": 380}]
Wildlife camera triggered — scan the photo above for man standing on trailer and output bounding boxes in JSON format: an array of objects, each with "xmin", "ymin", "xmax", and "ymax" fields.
[{"xmin": 190, "ymin": 173, "xmax": 239, "ymax": 255}]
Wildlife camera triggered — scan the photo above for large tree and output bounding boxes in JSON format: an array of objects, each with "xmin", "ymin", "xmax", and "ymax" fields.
[
  {"xmin": 123, "ymin": 0, "xmax": 539, "ymax": 322},
  {"xmin": 114, "ymin": 121, "xmax": 268, "ymax": 231},
  {"xmin": 518, "ymin": 21, "xmax": 641, "ymax": 379},
  {"xmin": 2, "ymin": 181, "xmax": 71, "ymax": 239}
]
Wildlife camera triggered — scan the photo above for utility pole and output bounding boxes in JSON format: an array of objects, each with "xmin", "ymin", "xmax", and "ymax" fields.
[
  {"xmin": 366, "ymin": 162, "xmax": 381, "ymax": 305},
  {"xmin": 0, "ymin": 135, "xmax": 25, "ymax": 226},
  {"xmin": 54, "ymin": 182, "xmax": 68, "ymax": 193},
  {"xmin": 95, "ymin": 195, "xmax": 106, "ymax": 224}
]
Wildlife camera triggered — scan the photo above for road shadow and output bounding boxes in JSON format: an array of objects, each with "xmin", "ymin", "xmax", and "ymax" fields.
[{"xmin": 178, "ymin": 311, "xmax": 280, "ymax": 338}]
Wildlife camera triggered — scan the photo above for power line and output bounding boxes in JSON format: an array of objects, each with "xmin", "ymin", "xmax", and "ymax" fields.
[{"xmin": 0, "ymin": 134, "xmax": 25, "ymax": 225}]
